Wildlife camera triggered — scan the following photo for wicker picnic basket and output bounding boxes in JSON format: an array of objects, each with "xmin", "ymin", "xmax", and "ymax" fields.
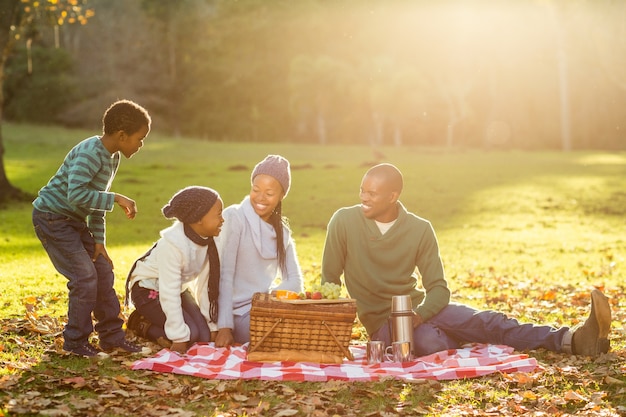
[{"xmin": 248, "ymin": 292, "xmax": 357, "ymax": 361}]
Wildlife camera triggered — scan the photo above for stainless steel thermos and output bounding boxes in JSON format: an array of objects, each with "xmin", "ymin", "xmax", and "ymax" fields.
[{"xmin": 389, "ymin": 295, "xmax": 414, "ymax": 354}]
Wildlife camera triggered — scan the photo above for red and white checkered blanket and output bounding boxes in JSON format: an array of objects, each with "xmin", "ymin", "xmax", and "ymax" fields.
[{"xmin": 130, "ymin": 343, "xmax": 538, "ymax": 382}]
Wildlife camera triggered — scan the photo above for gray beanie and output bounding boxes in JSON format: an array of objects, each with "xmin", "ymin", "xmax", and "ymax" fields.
[
  {"xmin": 251, "ymin": 154, "xmax": 291, "ymax": 197},
  {"xmin": 162, "ymin": 186, "xmax": 219, "ymax": 224}
]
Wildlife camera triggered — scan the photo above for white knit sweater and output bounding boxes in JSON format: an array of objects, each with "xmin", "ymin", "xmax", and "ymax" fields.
[{"xmin": 128, "ymin": 221, "xmax": 217, "ymax": 343}]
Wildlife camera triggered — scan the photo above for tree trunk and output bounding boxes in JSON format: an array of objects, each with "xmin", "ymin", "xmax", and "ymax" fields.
[
  {"xmin": 316, "ymin": 112, "xmax": 326, "ymax": 145},
  {"xmin": 0, "ymin": 1, "xmax": 31, "ymax": 203},
  {"xmin": 556, "ymin": 27, "xmax": 572, "ymax": 151}
]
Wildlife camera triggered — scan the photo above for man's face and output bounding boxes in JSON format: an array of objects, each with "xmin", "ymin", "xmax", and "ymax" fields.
[{"xmin": 359, "ymin": 173, "xmax": 398, "ymax": 223}]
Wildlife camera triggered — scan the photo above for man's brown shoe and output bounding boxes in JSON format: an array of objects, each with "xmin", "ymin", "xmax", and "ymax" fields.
[{"xmin": 571, "ymin": 289, "xmax": 611, "ymax": 357}]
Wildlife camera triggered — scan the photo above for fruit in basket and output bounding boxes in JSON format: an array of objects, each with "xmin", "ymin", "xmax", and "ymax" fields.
[
  {"xmin": 275, "ymin": 290, "xmax": 300, "ymax": 300},
  {"xmin": 311, "ymin": 291, "xmax": 323, "ymax": 300},
  {"xmin": 309, "ymin": 282, "xmax": 343, "ymax": 299}
]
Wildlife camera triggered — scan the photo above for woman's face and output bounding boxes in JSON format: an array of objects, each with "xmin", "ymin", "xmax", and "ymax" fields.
[
  {"xmin": 193, "ymin": 198, "xmax": 224, "ymax": 237},
  {"xmin": 249, "ymin": 174, "xmax": 284, "ymax": 222}
]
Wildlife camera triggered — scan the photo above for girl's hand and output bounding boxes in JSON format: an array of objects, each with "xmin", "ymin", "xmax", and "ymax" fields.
[{"xmin": 170, "ymin": 341, "xmax": 188, "ymax": 354}]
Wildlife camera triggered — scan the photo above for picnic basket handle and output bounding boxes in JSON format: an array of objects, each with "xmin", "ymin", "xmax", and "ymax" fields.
[
  {"xmin": 248, "ymin": 318, "xmax": 282, "ymax": 354},
  {"xmin": 322, "ymin": 321, "xmax": 354, "ymax": 361}
]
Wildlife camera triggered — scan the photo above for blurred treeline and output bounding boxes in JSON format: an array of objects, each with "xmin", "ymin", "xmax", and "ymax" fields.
[{"xmin": 4, "ymin": 0, "xmax": 626, "ymax": 150}]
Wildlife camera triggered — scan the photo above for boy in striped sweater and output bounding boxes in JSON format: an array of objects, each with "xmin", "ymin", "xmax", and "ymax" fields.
[{"xmin": 32, "ymin": 100, "xmax": 151, "ymax": 358}]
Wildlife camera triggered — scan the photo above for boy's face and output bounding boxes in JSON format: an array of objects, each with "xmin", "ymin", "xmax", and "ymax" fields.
[{"xmin": 119, "ymin": 125, "xmax": 149, "ymax": 158}]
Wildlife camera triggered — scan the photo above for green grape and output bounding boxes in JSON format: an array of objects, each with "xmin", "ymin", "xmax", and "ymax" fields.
[{"xmin": 309, "ymin": 282, "xmax": 343, "ymax": 299}]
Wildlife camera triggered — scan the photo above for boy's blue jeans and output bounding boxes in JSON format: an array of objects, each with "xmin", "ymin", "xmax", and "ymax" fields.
[
  {"xmin": 372, "ymin": 302, "xmax": 569, "ymax": 357},
  {"xmin": 32, "ymin": 209, "xmax": 125, "ymax": 349}
]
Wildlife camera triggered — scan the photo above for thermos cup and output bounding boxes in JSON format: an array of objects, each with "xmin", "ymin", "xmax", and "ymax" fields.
[
  {"xmin": 389, "ymin": 295, "xmax": 414, "ymax": 356},
  {"xmin": 366, "ymin": 340, "xmax": 385, "ymax": 364},
  {"xmin": 385, "ymin": 341, "xmax": 412, "ymax": 362}
]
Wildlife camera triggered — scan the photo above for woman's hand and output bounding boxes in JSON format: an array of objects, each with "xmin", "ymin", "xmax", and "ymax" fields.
[
  {"xmin": 214, "ymin": 328, "xmax": 235, "ymax": 347},
  {"xmin": 170, "ymin": 341, "xmax": 188, "ymax": 354}
]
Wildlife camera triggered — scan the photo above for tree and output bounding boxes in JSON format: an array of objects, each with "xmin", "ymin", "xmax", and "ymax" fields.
[
  {"xmin": 0, "ymin": 1, "xmax": 22, "ymax": 203},
  {"xmin": 288, "ymin": 54, "xmax": 352, "ymax": 145},
  {"xmin": 0, "ymin": 0, "xmax": 92, "ymax": 204}
]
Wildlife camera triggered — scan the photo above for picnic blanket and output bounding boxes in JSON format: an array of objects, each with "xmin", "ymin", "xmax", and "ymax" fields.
[{"xmin": 130, "ymin": 343, "xmax": 538, "ymax": 382}]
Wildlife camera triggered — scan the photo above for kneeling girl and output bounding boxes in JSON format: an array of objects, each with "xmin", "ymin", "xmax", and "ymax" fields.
[{"xmin": 126, "ymin": 186, "xmax": 223, "ymax": 354}]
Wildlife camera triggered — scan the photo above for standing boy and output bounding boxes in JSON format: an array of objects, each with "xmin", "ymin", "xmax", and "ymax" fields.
[{"xmin": 32, "ymin": 100, "xmax": 151, "ymax": 357}]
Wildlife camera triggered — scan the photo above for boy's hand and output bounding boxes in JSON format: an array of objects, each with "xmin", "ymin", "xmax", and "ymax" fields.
[
  {"xmin": 114, "ymin": 193, "xmax": 138, "ymax": 219},
  {"xmin": 93, "ymin": 243, "xmax": 114, "ymax": 268}
]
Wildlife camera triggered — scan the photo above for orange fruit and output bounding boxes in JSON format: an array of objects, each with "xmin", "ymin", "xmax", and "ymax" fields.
[{"xmin": 275, "ymin": 290, "xmax": 300, "ymax": 300}]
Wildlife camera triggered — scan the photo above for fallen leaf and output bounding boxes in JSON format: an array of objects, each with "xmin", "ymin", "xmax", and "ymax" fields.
[
  {"xmin": 274, "ymin": 410, "xmax": 299, "ymax": 417},
  {"xmin": 605, "ymin": 376, "xmax": 624, "ymax": 385},
  {"xmin": 115, "ymin": 375, "xmax": 131, "ymax": 384},
  {"xmin": 231, "ymin": 393, "xmax": 248, "ymax": 401},
  {"xmin": 62, "ymin": 376, "xmax": 86, "ymax": 388},
  {"xmin": 564, "ymin": 390, "xmax": 588, "ymax": 402}
]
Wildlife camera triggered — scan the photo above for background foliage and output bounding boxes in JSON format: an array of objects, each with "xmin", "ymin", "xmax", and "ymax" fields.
[{"xmin": 3, "ymin": 0, "xmax": 626, "ymax": 150}]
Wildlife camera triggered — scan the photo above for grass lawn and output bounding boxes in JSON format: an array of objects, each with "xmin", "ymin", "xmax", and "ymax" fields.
[{"xmin": 1, "ymin": 122, "xmax": 625, "ymax": 416}]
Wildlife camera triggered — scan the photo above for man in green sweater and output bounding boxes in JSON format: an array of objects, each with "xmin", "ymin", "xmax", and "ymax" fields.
[{"xmin": 321, "ymin": 163, "xmax": 611, "ymax": 358}]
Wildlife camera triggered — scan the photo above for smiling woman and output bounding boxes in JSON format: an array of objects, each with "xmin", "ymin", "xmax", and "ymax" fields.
[{"xmin": 213, "ymin": 154, "xmax": 304, "ymax": 348}]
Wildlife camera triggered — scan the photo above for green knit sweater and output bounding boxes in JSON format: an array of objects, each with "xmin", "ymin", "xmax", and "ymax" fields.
[{"xmin": 321, "ymin": 202, "xmax": 450, "ymax": 336}]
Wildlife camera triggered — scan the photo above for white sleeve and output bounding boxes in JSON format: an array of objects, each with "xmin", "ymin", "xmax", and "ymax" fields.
[
  {"xmin": 195, "ymin": 254, "xmax": 218, "ymax": 332},
  {"xmin": 215, "ymin": 209, "xmax": 241, "ymax": 330},
  {"xmin": 156, "ymin": 240, "xmax": 191, "ymax": 343}
]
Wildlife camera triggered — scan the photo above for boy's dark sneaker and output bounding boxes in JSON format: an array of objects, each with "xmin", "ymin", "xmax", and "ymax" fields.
[
  {"xmin": 63, "ymin": 343, "xmax": 107, "ymax": 358},
  {"xmin": 100, "ymin": 338, "xmax": 143, "ymax": 354}
]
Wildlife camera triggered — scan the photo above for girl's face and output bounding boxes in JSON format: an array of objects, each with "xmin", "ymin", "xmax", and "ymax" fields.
[
  {"xmin": 192, "ymin": 198, "xmax": 224, "ymax": 238},
  {"xmin": 249, "ymin": 174, "xmax": 284, "ymax": 222}
]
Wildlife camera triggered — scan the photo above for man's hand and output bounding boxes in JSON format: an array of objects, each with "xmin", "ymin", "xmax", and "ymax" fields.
[
  {"xmin": 170, "ymin": 341, "xmax": 188, "ymax": 354},
  {"xmin": 93, "ymin": 243, "xmax": 113, "ymax": 269},
  {"xmin": 114, "ymin": 193, "xmax": 138, "ymax": 219},
  {"xmin": 412, "ymin": 311, "xmax": 424, "ymax": 328},
  {"xmin": 214, "ymin": 328, "xmax": 234, "ymax": 348}
]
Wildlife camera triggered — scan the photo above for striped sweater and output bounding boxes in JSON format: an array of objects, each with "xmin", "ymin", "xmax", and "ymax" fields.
[{"xmin": 33, "ymin": 136, "xmax": 119, "ymax": 244}]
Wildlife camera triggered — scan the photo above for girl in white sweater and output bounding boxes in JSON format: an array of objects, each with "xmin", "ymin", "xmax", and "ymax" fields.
[
  {"xmin": 214, "ymin": 155, "xmax": 303, "ymax": 347},
  {"xmin": 126, "ymin": 186, "xmax": 223, "ymax": 354}
]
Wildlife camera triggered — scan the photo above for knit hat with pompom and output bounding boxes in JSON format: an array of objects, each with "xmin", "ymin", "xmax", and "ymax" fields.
[{"xmin": 162, "ymin": 186, "xmax": 219, "ymax": 224}]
